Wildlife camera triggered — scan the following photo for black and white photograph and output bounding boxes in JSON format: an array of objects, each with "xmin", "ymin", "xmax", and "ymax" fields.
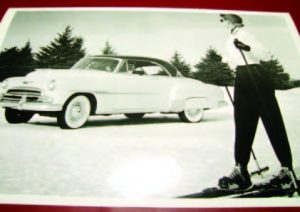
[{"xmin": 0, "ymin": 8, "xmax": 300, "ymax": 207}]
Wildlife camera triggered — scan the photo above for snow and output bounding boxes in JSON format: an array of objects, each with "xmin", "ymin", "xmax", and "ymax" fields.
[{"xmin": 0, "ymin": 88, "xmax": 299, "ymax": 200}]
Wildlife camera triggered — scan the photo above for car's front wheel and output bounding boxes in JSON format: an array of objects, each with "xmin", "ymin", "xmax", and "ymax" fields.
[
  {"xmin": 178, "ymin": 108, "xmax": 204, "ymax": 123},
  {"xmin": 124, "ymin": 113, "xmax": 145, "ymax": 119},
  {"xmin": 5, "ymin": 108, "xmax": 34, "ymax": 124},
  {"xmin": 57, "ymin": 95, "xmax": 91, "ymax": 129}
]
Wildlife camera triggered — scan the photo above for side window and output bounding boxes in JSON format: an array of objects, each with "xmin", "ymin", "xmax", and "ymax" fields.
[
  {"xmin": 128, "ymin": 63, "xmax": 136, "ymax": 73},
  {"xmin": 128, "ymin": 62, "xmax": 146, "ymax": 75},
  {"xmin": 143, "ymin": 65, "xmax": 169, "ymax": 76},
  {"xmin": 126, "ymin": 60, "xmax": 170, "ymax": 76},
  {"xmin": 132, "ymin": 67, "xmax": 146, "ymax": 75},
  {"xmin": 119, "ymin": 61, "xmax": 128, "ymax": 73}
]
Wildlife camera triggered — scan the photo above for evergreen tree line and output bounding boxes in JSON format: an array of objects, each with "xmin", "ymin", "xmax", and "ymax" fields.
[
  {"xmin": 170, "ymin": 48, "xmax": 299, "ymax": 89},
  {"xmin": 0, "ymin": 26, "xmax": 299, "ymax": 90},
  {"xmin": 0, "ymin": 26, "xmax": 118, "ymax": 82}
]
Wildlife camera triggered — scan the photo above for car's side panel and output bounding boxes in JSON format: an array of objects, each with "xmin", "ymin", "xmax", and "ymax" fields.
[
  {"xmin": 110, "ymin": 72, "xmax": 177, "ymax": 113},
  {"xmin": 167, "ymin": 78, "xmax": 224, "ymax": 112},
  {"xmin": 184, "ymin": 97, "xmax": 210, "ymax": 110},
  {"xmin": 57, "ymin": 73, "xmax": 117, "ymax": 114}
]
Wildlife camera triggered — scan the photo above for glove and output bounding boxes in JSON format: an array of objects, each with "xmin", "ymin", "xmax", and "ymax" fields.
[{"xmin": 234, "ymin": 39, "xmax": 251, "ymax": 52}]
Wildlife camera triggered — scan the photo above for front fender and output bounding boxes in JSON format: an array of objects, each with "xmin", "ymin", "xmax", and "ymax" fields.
[{"xmin": 48, "ymin": 89, "xmax": 72, "ymax": 106}]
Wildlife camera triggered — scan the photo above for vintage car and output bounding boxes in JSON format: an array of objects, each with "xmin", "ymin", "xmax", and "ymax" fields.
[{"xmin": 0, "ymin": 55, "xmax": 227, "ymax": 129}]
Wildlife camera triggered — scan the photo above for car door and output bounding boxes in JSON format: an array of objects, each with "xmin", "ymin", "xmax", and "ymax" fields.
[{"xmin": 112, "ymin": 59, "xmax": 175, "ymax": 113}]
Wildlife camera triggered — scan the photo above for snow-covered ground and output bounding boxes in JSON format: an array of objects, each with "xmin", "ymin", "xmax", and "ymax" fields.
[{"xmin": 0, "ymin": 88, "xmax": 299, "ymax": 200}]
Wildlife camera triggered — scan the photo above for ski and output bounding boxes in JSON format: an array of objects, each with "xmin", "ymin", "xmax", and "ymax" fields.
[
  {"xmin": 233, "ymin": 180, "xmax": 300, "ymax": 198},
  {"xmin": 178, "ymin": 187, "xmax": 240, "ymax": 198},
  {"xmin": 178, "ymin": 180, "xmax": 300, "ymax": 198},
  {"xmin": 177, "ymin": 183, "xmax": 269, "ymax": 198},
  {"xmin": 233, "ymin": 187, "xmax": 296, "ymax": 198}
]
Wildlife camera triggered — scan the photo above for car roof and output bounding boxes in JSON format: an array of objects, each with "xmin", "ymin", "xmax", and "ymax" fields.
[{"xmin": 90, "ymin": 55, "xmax": 179, "ymax": 77}]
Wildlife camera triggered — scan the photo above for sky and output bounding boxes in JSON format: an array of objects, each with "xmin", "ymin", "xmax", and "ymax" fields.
[{"xmin": 1, "ymin": 8, "xmax": 300, "ymax": 79}]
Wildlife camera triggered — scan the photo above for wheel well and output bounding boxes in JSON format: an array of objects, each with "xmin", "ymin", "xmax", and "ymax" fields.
[{"xmin": 67, "ymin": 93, "xmax": 97, "ymax": 115}]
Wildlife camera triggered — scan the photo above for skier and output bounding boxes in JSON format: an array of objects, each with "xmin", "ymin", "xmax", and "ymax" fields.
[{"xmin": 218, "ymin": 13, "xmax": 296, "ymax": 191}]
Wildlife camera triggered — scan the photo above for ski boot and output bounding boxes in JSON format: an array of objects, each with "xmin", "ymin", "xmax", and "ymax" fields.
[
  {"xmin": 218, "ymin": 164, "xmax": 252, "ymax": 190},
  {"xmin": 269, "ymin": 167, "xmax": 300, "ymax": 196}
]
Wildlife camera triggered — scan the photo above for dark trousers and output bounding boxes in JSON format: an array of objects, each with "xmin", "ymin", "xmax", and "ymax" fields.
[{"xmin": 234, "ymin": 64, "xmax": 292, "ymax": 169}]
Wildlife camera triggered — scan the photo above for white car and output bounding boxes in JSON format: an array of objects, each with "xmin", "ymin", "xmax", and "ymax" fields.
[{"xmin": 0, "ymin": 55, "xmax": 227, "ymax": 129}]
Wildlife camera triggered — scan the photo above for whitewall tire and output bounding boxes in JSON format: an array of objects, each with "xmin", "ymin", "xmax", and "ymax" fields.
[
  {"xmin": 178, "ymin": 108, "xmax": 204, "ymax": 123},
  {"xmin": 58, "ymin": 95, "xmax": 91, "ymax": 129}
]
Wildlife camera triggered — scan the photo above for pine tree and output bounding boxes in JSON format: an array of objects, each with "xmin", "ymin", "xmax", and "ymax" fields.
[
  {"xmin": 194, "ymin": 48, "xmax": 235, "ymax": 86},
  {"xmin": 101, "ymin": 41, "xmax": 117, "ymax": 55},
  {"xmin": 0, "ymin": 42, "xmax": 35, "ymax": 81},
  {"xmin": 289, "ymin": 79, "xmax": 300, "ymax": 88},
  {"xmin": 35, "ymin": 26, "xmax": 85, "ymax": 69},
  {"xmin": 260, "ymin": 58, "xmax": 291, "ymax": 90},
  {"xmin": 169, "ymin": 51, "xmax": 191, "ymax": 77},
  {"xmin": 19, "ymin": 42, "xmax": 36, "ymax": 74}
]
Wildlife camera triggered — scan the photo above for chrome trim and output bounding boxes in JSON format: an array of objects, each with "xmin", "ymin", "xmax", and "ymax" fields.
[
  {"xmin": 0, "ymin": 87, "xmax": 62, "ymax": 111},
  {"xmin": 94, "ymin": 91, "xmax": 158, "ymax": 95},
  {"xmin": 0, "ymin": 87, "xmax": 43, "ymax": 104},
  {"xmin": 0, "ymin": 101, "xmax": 62, "ymax": 111}
]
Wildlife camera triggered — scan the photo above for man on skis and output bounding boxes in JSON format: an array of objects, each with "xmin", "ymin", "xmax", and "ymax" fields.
[{"xmin": 218, "ymin": 13, "xmax": 297, "ymax": 191}]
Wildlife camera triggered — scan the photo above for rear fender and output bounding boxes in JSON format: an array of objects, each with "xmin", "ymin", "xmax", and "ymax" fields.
[{"xmin": 185, "ymin": 97, "xmax": 209, "ymax": 110}]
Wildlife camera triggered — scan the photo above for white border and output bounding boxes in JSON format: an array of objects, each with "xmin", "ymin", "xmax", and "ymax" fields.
[
  {"xmin": 0, "ymin": 194, "xmax": 299, "ymax": 208},
  {"xmin": 0, "ymin": 9, "xmax": 15, "ymax": 48},
  {"xmin": 0, "ymin": 7, "xmax": 299, "ymax": 208}
]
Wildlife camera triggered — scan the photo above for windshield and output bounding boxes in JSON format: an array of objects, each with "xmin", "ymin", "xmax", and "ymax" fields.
[{"xmin": 71, "ymin": 57, "xmax": 120, "ymax": 72}]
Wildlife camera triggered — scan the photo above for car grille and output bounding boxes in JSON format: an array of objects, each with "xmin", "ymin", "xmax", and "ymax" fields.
[{"xmin": 1, "ymin": 88, "xmax": 42, "ymax": 103}]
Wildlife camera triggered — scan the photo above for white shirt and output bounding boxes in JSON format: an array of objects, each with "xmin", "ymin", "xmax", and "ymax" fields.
[{"xmin": 225, "ymin": 27, "xmax": 272, "ymax": 69}]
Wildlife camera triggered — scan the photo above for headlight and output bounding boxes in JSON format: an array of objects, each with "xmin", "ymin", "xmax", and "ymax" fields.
[
  {"xmin": 1, "ymin": 80, "xmax": 8, "ymax": 89},
  {"xmin": 47, "ymin": 80, "xmax": 56, "ymax": 91}
]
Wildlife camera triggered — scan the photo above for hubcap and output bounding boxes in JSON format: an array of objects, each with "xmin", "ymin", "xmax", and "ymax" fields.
[
  {"xmin": 65, "ymin": 96, "xmax": 90, "ymax": 128},
  {"xmin": 70, "ymin": 102, "xmax": 83, "ymax": 120},
  {"xmin": 185, "ymin": 108, "xmax": 203, "ymax": 122}
]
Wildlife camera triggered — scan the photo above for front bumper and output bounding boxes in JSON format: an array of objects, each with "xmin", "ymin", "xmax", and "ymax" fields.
[
  {"xmin": 0, "ymin": 101, "xmax": 62, "ymax": 111},
  {"xmin": 0, "ymin": 86, "xmax": 62, "ymax": 112}
]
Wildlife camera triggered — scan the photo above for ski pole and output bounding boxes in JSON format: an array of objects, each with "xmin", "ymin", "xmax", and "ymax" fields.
[{"xmin": 290, "ymin": 170, "xmax": 300, "ymax": 196}]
